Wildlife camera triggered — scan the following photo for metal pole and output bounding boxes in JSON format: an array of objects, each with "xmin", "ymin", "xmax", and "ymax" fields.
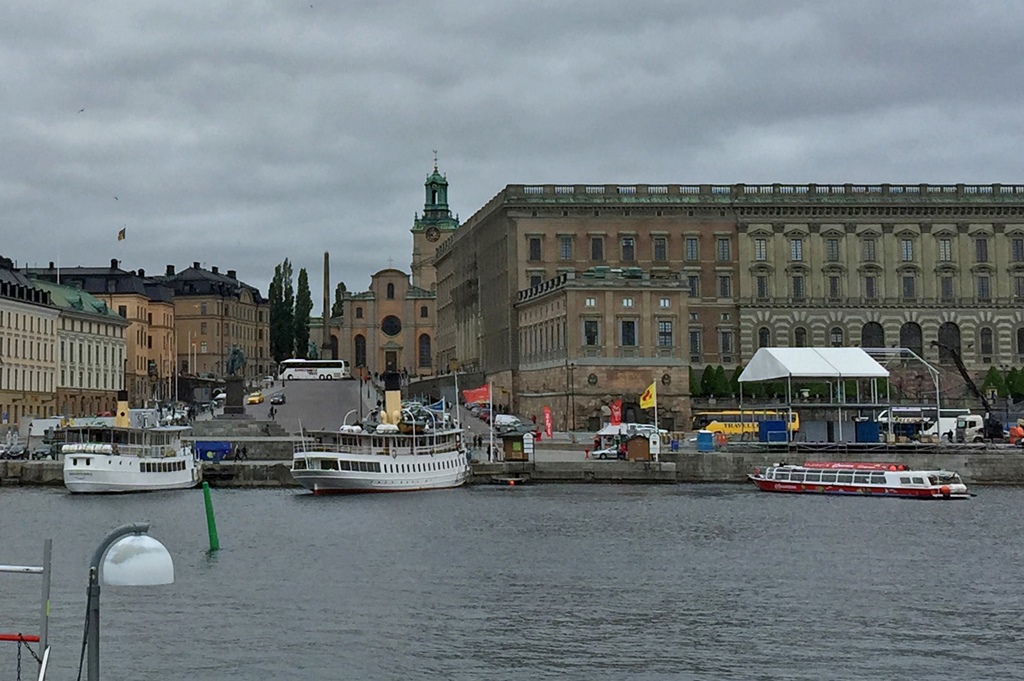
[
  {"xmin": 87, "ymin": 522, "xmax": 150, "ymax": 681},
  {"xmin": 40, "ymin": 538, "xmax": 51, "ymax": 653},
  {"xmin": 570, "ymin": 363, "xmax": 576, "ymax": 432}
]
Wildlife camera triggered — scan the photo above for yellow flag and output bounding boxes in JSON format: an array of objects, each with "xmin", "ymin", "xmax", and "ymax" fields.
[
  {"xmin": 117, "ymin": 227, "xmax": 126, "ymax": 241},
  {"xmin": 640, "ymin": 381, "xmax": 656, "ymax": 409}
]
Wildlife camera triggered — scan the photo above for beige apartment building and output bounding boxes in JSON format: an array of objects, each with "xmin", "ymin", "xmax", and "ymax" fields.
[
  {"xmin": 26, "ymin": 261, "xmax": 175, "ymax": 407},
  {"xmin": 157, "ymin": 263, "xmax": 270, "ymax": 383},
  {"xmin": 0, "ymin": 265, "xmax": 59, "ymax": 431},
  {"xmin": 31, "ymin": 279, "xmax": 129, "ymax": 417}
]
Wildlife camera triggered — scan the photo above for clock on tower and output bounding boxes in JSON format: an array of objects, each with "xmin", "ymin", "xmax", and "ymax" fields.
[{"xmin": 425, "ymin": 226, "xmax": 441, "ymax": 242}]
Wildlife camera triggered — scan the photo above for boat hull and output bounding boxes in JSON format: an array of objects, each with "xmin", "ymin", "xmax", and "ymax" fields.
[
  {"xmin": 291, "ymin": 449, "xmax": 469, "ymax": 495},
  {"xmin": 64, "ymin": 455, "xmax": 201, "ymax": 493}
]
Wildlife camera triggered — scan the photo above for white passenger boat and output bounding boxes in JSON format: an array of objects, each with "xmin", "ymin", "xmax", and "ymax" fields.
[
  {"xmin": 748, "ymin": 461, "xmax": 970, "ymax": 499},
  {"xmin": 61, "ymin": 396, "xmax": 200, "ymax": 493},
  {"xmin": 290, "ymin": 373, "xmax": 470, "ymax": 494}
]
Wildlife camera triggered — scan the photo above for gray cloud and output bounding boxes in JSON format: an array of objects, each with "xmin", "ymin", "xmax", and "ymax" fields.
[{"xmin": 4, "ymin": 1, "xmax": 1024, "ymax": 301}]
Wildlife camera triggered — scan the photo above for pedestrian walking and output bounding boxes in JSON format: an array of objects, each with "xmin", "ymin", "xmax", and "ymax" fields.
[{"xmin": 241, "ymin": 445, "xmax": 249, "ymax": 461}]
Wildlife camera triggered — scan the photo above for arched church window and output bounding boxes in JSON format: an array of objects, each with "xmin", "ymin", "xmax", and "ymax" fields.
[{"xmin": 418, "ymin": 334, "xmax": 432, "ymax": 368}]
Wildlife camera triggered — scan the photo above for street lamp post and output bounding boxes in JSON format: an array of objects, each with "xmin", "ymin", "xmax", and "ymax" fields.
[
  {"xmin": 86, "ymin": 522, "xmax": 174, "ymax": 681},
  {"xmin": 569, "ymin": 362, "xmax": 576, "ymax": 432}
]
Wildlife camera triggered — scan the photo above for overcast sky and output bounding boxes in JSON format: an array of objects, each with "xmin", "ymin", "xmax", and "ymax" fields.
[{"xmin": 3, "ymin": 1, "xmax": 1022, "ymax": 312}]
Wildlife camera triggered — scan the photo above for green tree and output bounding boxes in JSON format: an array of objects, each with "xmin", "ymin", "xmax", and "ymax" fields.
[
  {"xmin": 689, "ymin": 365, "xmax": 702, "ymax": 397},
  {"xmin": 294, "ymin": 268, "xmax": 313, "ymax": 360},
  {"xmin": 269, "ymin": 259, "xmax": 295, "ymax": 363},
  {"xmin": 712, "ymin": 365, "xmax": 729, "ymax": 396},
  {"xmin": 699, "ymin": 366, "xmax": 716, "ymax": 397},
  {"xmin": 1007, "ymin": 367, "xmax": 1023, "ymax": 401},
  {"xmin": 981, "ymin": 366, "xmax": 1006, "ymax": 397}
]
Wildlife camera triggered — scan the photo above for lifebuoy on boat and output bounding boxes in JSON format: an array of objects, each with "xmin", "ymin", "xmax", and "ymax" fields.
[{"xmin": 940, "ymin": 485, "xmax": 951, "ymax": 497}]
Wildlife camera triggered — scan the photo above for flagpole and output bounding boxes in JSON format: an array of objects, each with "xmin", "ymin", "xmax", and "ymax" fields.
[{"xmin": 653, "ymin": 383, "xmax": 659, "ymax": 463}]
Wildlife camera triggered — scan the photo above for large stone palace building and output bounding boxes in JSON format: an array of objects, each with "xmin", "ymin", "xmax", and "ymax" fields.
[{"xmin": 433, "ymin": 182, "xmax": 1024, "ymax": 430}]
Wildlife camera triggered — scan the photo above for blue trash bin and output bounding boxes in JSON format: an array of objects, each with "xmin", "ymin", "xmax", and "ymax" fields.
[
  {"xmin": 670, "ymin": 439, "xmax": 680, "ymax": 452},
  {"xmin": 696, "ymin": 430, "xmax": 714, "ymax": 452}
]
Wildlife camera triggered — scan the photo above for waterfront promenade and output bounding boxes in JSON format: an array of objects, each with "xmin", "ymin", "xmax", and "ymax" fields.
[{"xmin": 6, "ymin": 442, "xmax": 1024, "ymax": 487}]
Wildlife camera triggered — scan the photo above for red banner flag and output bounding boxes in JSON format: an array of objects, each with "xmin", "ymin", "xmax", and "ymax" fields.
[
  {"xmin": 461, "ymin": 385, "xmax": 491, "ymax": 405},
  {"xmin": 610, "ymin": 399, "xmax": 622, "ymax": 425},
  {"xmin": 543, "ymin": 406, "xmax": 553, "ymax": 439}
]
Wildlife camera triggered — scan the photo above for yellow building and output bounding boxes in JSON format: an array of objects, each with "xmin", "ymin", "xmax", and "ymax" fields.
[
  {"xmin": 0, "ymin": 263, "xmax": 59, "ymax": 431},
  {"xmin": 25, "ymin": 260, "xmax": 171, "ymax": 407},
  {"xmin": 157, "ymin": 263, "xmax": 270, "ymax": 382}
]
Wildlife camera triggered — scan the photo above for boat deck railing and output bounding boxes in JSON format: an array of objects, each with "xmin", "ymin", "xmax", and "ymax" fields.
[
  {"xmin": 62, "ymin": 442, "xmax": 187, "ymax": 458},
  {"xmin": 294, "ymin": 440, "xmax": 460, "ymax": 458}
]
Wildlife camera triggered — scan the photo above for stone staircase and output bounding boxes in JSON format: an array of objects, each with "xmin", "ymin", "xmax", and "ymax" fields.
[{"xmin": 189, "ymin": 419, "xmax": 294, "ymax": 459}]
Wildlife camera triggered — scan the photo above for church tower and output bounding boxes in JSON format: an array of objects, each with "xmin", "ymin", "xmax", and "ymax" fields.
[{"xmin": 410, "ymin": 160, "xmax": 459, "ymax": 291}]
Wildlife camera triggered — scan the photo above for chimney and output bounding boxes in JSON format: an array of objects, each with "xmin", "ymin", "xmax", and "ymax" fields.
[
  {"xmin": 137, "ymin": 268, "xmax": 145, "ymax": 277},
  {"xmin": 193, "ymin": 261, "xmax": 200, "ymax": 270},
  {"xmin": 211, "ymin": 266, "xmax": 219, "ymax": 274},
  {"xmin": 49, "ymin": 261, "xmax": 55, "ymax": 269},
  {"xmin": 227, "ymin": 270, "xmax": 236, "ymax": 279},
  {"xmin": 166, "ymin": 264, "xmax": 175, "ymax": 276},
  {"xmin": 110, "ymin": 258, "xmax": 119, "ymax": 269}
]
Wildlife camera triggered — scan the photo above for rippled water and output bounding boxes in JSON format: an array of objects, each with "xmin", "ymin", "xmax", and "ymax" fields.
[{"xmin": 3, "ymin": 484, "xmax": 1024, "ymax": 680}]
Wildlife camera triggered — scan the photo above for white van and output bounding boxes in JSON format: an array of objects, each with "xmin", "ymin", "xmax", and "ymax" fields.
[
  {"xmin": 876, "ymin": 407, "xmax": 970, "ymax": 438},
  {"xmin": 492, "ymin": 414, "xmax": 521, "ymax": 428}
]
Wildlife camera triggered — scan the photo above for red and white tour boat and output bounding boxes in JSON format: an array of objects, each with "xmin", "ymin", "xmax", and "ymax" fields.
[{"xmin": 748, "ymin": 461, "xmax": 970, "ymax": 499}]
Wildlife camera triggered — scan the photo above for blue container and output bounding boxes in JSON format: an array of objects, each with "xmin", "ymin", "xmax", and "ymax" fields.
[
  {"xmin": 696, "ymin": 431, "xmax": 714, "ymax": 452},
  {"xmin": 195, "ymin": 441, "xmax": 232, "ymax": 462},
  {"xmin": 855, "ymin": 421, "xmax": 881, "ymax": 443},
  {"xmin": 670, "ymin": 439, "xmax": 680, "ymax": 452},
  {"xmin": 759, "ymin": 420, "xmax": 788, "ymax": 443}
]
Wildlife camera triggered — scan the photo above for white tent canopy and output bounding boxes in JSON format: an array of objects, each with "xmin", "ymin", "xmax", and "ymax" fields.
[{"xmin": 738, "ymin": 347, "xmax": 889, "ymax": 383}]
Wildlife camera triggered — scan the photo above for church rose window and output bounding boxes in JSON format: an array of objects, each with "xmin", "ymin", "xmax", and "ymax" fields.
[{"xmin": 381, "ymin": 316, "xmax": 402, "ymax": 337}]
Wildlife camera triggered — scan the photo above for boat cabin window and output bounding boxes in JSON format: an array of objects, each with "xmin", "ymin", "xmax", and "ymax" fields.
[
  {"xmin": 870, "ymin": 473, "xmax": 886, "ymax": 484},
  {"xmin": 854, "ymin": 474, "xmax": 870, "ymax": 484},
  {"xmin": 804, "ymin": 472, "xmax": 821, "ymax": 483},
  {"xmin": 900, "ymin": 476, "xmax": 911, "ymax": 484},
  {"xmin": 775, "ymin": 471, "xmax": 790, "ymax": 481},
  {"xmin": 789, "ymin": 472, "xmax": 804, "ymax": 482},
  {"xmin": 293, "ymin": 459, "xmax": 307, "ymax": 470},
  {"xmin": 339, "ymin": 460, "xmax": 351, "ymax": 471},
  {"xmin": 320, "ymin": 459, "xmax": 339, "ymax": 470},
  {"xmin": 836, "ymin": 473, "xmax": 853, "ymax": 484},
  {"xmin": 820, "ymin": 473, "xmax": 836, "ymax": 483},
  {"xmin": 911, "ymin": 477, "xmax": 925, "ymax": 485}
]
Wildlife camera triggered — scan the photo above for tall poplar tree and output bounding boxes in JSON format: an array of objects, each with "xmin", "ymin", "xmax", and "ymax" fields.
[
  {"xmin": 294, "ymin": 268, "xmax": 313, "ymax": 360},
  {"xmin": 269, "ymin": 259, "xmax": 295, "ymax": 363}
]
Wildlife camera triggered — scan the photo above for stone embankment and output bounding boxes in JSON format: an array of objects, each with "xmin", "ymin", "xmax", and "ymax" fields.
[{"xmin": 5, "ymin": 443, "xmax": 1024, "ymax": 488}]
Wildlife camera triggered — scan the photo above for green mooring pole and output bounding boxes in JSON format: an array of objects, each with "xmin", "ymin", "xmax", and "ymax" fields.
[{"xmin": 202, "ymin": 481, "xmax": 220, "ymax": 551}]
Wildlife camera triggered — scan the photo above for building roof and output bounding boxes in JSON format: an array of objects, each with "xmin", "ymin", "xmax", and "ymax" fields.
[
  {"xmin": 29, "ymin": 278, "xmax": 128, "ymax": 323},
  {"xmin": 23, "ymin": 260, "xmax": 174, "ymax": 302},
  {"xmin": 153, "ymin": 262, "xmax": 266, "ymax": 303},
  {"xmin": 738, "ymin": 347, "xmax": 889, "ymax": 382}
]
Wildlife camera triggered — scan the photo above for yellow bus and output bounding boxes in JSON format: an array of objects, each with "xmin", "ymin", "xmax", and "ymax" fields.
[{"xmin": 691, "ymin": 410, "xmax": 800, "ymax": 438}]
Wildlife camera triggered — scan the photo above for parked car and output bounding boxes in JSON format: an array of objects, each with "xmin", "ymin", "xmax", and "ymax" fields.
[
  {"xmin": 0, "ymin": 445, "xmax": 28, "ymax": 460},
  {"xmin": 270, "ymin": 393, "xmax": 286, "ymax": 405},
  {"xmin": 246, "ymin": 392, "xmax": 265, "ymax": 405},
  {"xmin": 592, "ymin": 445, "xmax": 625, "ymax": 460}
]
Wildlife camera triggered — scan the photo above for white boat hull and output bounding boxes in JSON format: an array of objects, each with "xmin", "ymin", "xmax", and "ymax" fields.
[
  {"xmin": 291, "ymin": 449, "xmax": 469, "ymax": 494},
  {"xmin": 64, "ymin": 454, "xmax": 201, "ymax": 493}
]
